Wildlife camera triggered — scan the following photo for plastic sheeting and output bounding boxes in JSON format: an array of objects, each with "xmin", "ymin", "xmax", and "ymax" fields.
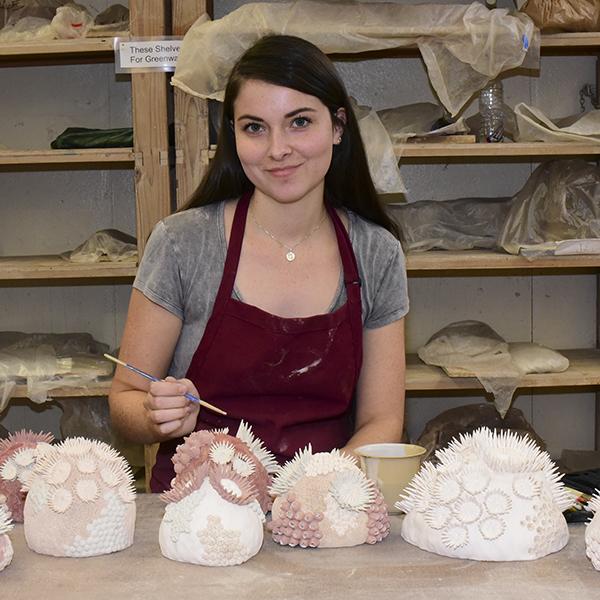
[
  {"xmin": 0, "ymin": 2, "xmax": 92, "ymax": 41},
  {"xmin": 387, "ymin": 196, "xmax": 512, "ymax": 253},
  {"xmin": 173, "ymin": 1, "xmax": 539, "ymax": 117},
  {"xmin": 378, "ymin": 102, "xmax": 470, "ymax": 143},
  {"xmin": 0, "ymin": 333, "xmax": 113, "ymax": 413},
  {"xmin": 514, "ymin": 103, "xmax": 600, "ymax": 144},
  {"xmin": 498, "ymin": 159, "xmax": 600, "ymax": 256},
  {"xmin": 61, "ymin": 229, "xmax": 137, "ymax": 264}
]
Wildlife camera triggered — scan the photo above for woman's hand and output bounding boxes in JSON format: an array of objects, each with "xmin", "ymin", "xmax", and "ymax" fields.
[{"xmin": 143, "ymin": 376, "xmax": 200, "ymax": 439}]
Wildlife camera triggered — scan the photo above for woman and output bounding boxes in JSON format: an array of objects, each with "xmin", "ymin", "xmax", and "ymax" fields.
[{"xmin": 109, "ymin": 35, "xmax": 408, "ymax": 492}]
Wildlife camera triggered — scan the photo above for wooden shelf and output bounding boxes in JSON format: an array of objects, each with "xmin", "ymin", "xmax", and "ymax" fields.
[
  {"xmin": 406, "ymin": 250, "xmax": 600, "ymax": 273},
  {"xmin": 406, "ymin": 349, "xmax": 600, "ymax": 391},
  {"xmin": 11, "ymin": 348, "xmax": 600, "ymax": 399},
  {"xmin": 12, "ymin": 379, "xmax": 112, "ymax": 399},
  {"xmin": 0, "ymin": 255, "xmax": 137, "ymax": 281},
  {"xmin": 0, "ymin": 37, "xmax": 121, "ymax": 62},
  {"xmin": 395, "ymin": 142, "xmax": 600, "ymax": 159},
  {"xmin": 541, "ymin": 32, "xmax": 600, "ymax": 49},
  {"xmin": 0, "ymin": 148, "xmax": 134, "ymax": 167}
]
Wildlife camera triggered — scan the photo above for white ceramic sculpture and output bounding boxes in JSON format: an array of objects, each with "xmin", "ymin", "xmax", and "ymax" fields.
[
  {"xmin": 585, "ymin": 492, "xmax": 600, "ymax": 570},
  {"xmin": 0, "ymin": 504, "xmax": 14, "ymax": 571},
  {"xmin": 22, "ymin": 437, "xmax": 136, "ymax": 557},
  {"xmin": 0, "ymin": 430, "xmax": 54, "ymax": 522},
  {"xmin": 397, "ymin": 427, "xmax": 573, "ymax": 561},
  {"xmin": 269, "ymin": 445, "xmax": 390, "ymax": 548},
  {"xmin": 159, "ymin": 422, "xmax": 278, "ymax": 566}
]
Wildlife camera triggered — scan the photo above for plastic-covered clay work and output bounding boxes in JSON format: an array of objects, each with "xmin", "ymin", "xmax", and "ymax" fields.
[
  {"xmin": 61, "ymin": 229, "xmax": 137, "ymax": 264},
  {"xmin": 498, "ymin": 159, "xmax": 600, "ymax": 257},
  {"xmin": 23, "ymin": 437, "xmax": 136, "ymax": 557},
  {"xmin": 0, "ymin": 429, "xmax": 54, "ymax": 522},
  {"xmin": 0, "ymin": 504, "xmax": 14, "ymax": 572},
  {"xmin": 388, "ymin": 197, "xmax": 512, "ymax": 253},
  {"xmin": 159, "ymin": 422, "xmax": 278, "ymax": 566},
  {"xmin": 398, "ymin": 428, "xmax": 573, "ymax": 561},
  {"xmin": 269, "ymin": 446, "xmax": 390, "ymax": 548},
  {"xmin": 585, "ymin": 492, "xmax": 600, "ymax": 570}
]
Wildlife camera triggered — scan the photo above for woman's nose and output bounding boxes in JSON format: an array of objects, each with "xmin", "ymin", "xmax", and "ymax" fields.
[{"xmin": 268, "ymin": 130, "xmax": 292, "ymax": 160}]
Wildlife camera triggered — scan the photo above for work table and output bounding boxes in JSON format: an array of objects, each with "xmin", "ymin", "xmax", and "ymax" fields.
[{"xmin": 2, "ymin": 494, "xmax": 597, "ymax": 600}]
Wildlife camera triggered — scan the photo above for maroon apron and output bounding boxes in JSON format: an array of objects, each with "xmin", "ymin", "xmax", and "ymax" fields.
[{"xmin": 151, "ymin": 192, "xmax": 363, "ymax": 492}]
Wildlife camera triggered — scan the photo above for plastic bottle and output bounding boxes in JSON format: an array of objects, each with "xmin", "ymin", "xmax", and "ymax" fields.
[{"xmin": 478, "ymin": 79, "xmax": 504, "ymax": 143}]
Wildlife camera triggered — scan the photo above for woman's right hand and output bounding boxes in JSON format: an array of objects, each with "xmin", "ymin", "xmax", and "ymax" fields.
[{"xmin": 143, "ymin": 376, "xmax": 201, "ymax": 439}]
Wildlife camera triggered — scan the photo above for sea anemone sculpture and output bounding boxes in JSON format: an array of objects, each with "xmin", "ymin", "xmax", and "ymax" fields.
[
  {"xmin": 0, "ymin": 430, "xmax": 54, "ymax": 522},
  {"xmin": 269, "ymin": 446, "xmax": 390, "ymax": 548},
  {"xmin": 159, "ymin": 422, "xmax": 278, "ymax": 566},
  {"xmin": 0, "ymin": 504, "xmax": 14, "ymax": 571},
  {"xmin": 22, "ymin": 437, "xmax": 136, "ymax": 557},
  {"xmin": 585, "ymin": 492, "xmax": 600, "ymax": 570},
  {"xmin": 397, "ymin": 427, "xmax": 573, "ymax": 561}
]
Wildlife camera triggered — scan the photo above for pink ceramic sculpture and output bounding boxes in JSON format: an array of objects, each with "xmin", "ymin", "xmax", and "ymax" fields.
[
  {"xmin": 159, "ymin": 422, "xmax": 279, "ymax": 566},
  {"xmin": 23, "ymin": 437, "xmax": 136, "ymax": 557},
  {"xmin": 0, "ymin": 430, "xmax": 54, "ymax": 522},
  {"xmin": 0, "ymin": 504, "xmax": 13, "ymax": 571},
  {"xmin": 270, "ymin": 446, "xmax": 390, "ymax": 548}
]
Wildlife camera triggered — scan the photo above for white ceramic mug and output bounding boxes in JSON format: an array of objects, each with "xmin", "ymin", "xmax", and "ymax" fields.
[{"xmin": 355, "ymin": 443, "xmax": 426, "ymax": 514}]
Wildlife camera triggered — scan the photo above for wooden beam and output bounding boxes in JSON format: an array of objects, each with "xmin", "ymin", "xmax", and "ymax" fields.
[
  {"xmin": 172, "ymin": 1, "xmax": 212, "ymax": 210},
  {"xmin": 130, "ymin": 0, "xmax": 172, "ymax": 256}
]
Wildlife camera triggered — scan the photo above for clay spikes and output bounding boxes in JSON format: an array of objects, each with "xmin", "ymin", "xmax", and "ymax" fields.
[
  {"xmin": 0, "ymin": 504, "xmax": 14, "ymax": 571},
  {"xmin": 397, "ymin": 427, "xmax": 574, "ymax": 561},
  {"xmin": 22, "ymin": 437, "xmax": 136, "ymax": 557},
  {"xmin": 269, "ymin": 445, "xmax": 390, "ymax": 548},
  {"xmin": 159, "ymin": 421, "xmax": 279, "ymax": 566},
  {"xmin": 0, "ymin": 430, "xmax": 54, "ymax": 522}
]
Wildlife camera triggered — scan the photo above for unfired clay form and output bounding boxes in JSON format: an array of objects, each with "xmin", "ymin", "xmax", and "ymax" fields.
[
  {"xmin": 269, "ymin": 446, "xmax": 390, "ymax": 548},
  {"xmin": 159, "ymin": 422, "xmax": 278, "ymax": 566},
  {"xmin": 23, "ymin": 437, "xmax": 136, "ymax": 557},
  {"xmin": 0, "ymin": 503, "xmax": 13, "ymax": 571},
  {"xmin": 398, "ymin": 427, "xmax": 573, "ymax": 561},
  {"xmin": 585, "ymin": 493, "xmax": 600, "ymax": 570},
  {"xmin": 0, "ymin": 430, "xmax": 54, "ymax": 522}
]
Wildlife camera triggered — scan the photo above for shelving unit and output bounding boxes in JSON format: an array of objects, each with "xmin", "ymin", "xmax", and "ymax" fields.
[
  {"xmin": 171, "ymin": 9, "xmax": 600, "ymax": 453},
  {"xmin": 0, "ymin": 1, "xmax": 171, "ymax": 405}
]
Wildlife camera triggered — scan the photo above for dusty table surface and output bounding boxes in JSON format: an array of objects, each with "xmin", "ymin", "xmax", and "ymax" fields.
[{"xmin": 2, "ymin": 494, "xmax": 598, "ymax": 600}]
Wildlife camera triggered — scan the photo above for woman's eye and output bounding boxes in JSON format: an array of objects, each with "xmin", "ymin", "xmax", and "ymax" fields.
[
  {"xmin": 292, "ymin": 116, "xmax": 311, "ymax": 128},
  {"xmin": 243, "ymin": 122, "xmax": 264, "ymax": 134}
]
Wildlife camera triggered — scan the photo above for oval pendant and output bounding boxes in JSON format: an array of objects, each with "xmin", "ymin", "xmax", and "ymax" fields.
[{"xmin": 286, "ymin": 251, "xmax": 296, "ymax": 262}]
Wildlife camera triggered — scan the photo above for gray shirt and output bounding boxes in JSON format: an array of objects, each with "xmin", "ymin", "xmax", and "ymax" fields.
[{"xmin": 134, "ymin": 201, "xmax": 409, "ymax": 377}]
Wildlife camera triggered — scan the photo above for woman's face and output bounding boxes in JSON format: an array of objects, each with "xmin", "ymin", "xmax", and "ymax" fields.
[{"xmin": 232, "ymin": 79, "xmax": 343, "ymax": 205}]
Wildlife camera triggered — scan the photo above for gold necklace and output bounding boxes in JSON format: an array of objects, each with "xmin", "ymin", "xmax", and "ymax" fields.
[{"xmin": 251, "ymin": 208, "xmax": 327, "ymax": 262}]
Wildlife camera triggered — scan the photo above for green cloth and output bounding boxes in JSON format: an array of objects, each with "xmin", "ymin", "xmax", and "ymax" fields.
[{"xmin": 50, "ymin": 127, "xmax": 133, "ymax": 149}]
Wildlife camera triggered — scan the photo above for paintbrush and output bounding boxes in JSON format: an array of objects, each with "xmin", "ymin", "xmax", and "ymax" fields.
[{"xmin": 103, "ymin": 353, "xmax": 227, "ymax": 416}]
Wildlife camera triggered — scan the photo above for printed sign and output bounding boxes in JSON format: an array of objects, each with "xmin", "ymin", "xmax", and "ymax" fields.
[{"xmin": 115, "ymin": 38, "xmax": 182, "ymax": 73}]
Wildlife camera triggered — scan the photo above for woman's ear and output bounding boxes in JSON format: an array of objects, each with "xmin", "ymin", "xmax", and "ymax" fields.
[{"xmin": 334, "ymin": 107, "xmax": 346, "ymax": 143}]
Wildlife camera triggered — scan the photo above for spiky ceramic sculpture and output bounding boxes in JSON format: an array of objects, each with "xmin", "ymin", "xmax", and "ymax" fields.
[
  {"xmin": 398, "ymin": 427, "xmax": 573, "ymax": 561},
  {"xmin": 0, "ymin": 504, "xmax": 14, "ymax": 571},
  {"xmin": 585, "ymin": 492, "xmax": 600, "ymax": 570},
  {"xmin": 22, "ymin": 437, "xmax": 136, "ymax": 557},
  {"xmin": 159, "ymin": 422, "xmax": 278, "ymax": 566},
  {"xmin": 0, "ymin": 429, "xmax": 54, "ymax": 522},
  {"xmin": 269, "ymin": 446, "xmax": 390, "ymax": 548}
]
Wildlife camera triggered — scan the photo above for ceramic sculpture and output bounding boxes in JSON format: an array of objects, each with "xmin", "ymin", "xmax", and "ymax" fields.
[
  {"xmin": 398, "ymin": 427, "xmax": 573, "ymax": 561},
  {"xmin": 159, "ymin": 422, "xmax": 278, "ymax": 566},
  {"xmin": 22, "ymin": 437, "xmax": 136, "ymax": 557},
  {"xmin": 0, "ymin": 430, "xmax": 54, "ymax": 522},
  {"xmin": 585, "ymin": 492, "xmax": 600, "ymax": 570},
  {"xmin": 0, "ymin": 504, "xmax": 13, "ymax": 571},
  {"xmin": 269, "ymin": 446, "xmax": 390, "ymax": 548}
]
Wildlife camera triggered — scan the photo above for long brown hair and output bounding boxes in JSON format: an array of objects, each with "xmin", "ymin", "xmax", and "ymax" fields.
[{"xmin": 184, "ymin": 34, "xmax": 400, "ymax": 239}]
